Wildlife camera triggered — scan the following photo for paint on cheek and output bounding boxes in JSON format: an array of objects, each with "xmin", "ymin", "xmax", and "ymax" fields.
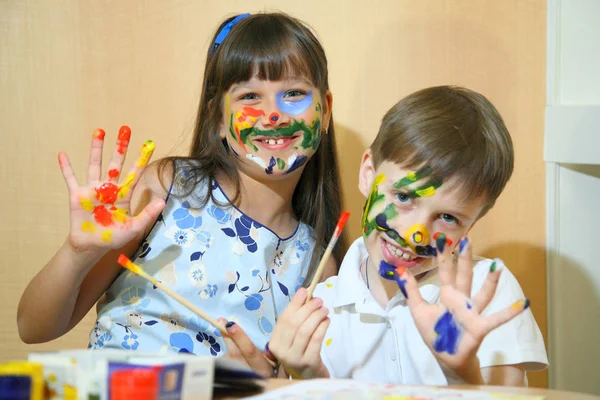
[
  {"xmin": 265, "ymin": 156, "xmax": 276, "ymax": 175},
  {"xmin": 245, "ymin": 154, "xmax": 267, "ymax": 169},
  {"xmin": 108, "ymin": 169, "xmax": 120, "ymax": 180},
  {"xmin": 117, "ymin": 126, "xmax": 131, "ymax": 154},
  {"xmin": 433, "ymin": 310, "xmax": 461, "ymax": 354},
  {"xmin": 81, "ymin": 221, "xmax": 96, "ymax": 233},
  {"xmin": 101, "ymin": 230, "xmax": 113, "ymax": 243},
  {"xmin": 285, "ymin": 154, "xmax": 307, "ymax": 174},
  {"xmin": 378, "ymin": 260, "xmax": 408, "ymax": 298},
  {"xmin": 275, "ymin": 90, "xmax": 314, "ymax": 116},
  {"xmin": 405, "ymin": 223, "xmax": 429, "ymax": 246},
  {"xmin": 95, "ymin": 182, "xmax": 119, "ymax": 204},
  {"xmin": 362, "ymin": 174, "xmax": 387, "ymax": 235},
  {"xmin": 92, "ymin": 205, "xmax": 113, "ymax": 227},
  {"xmin": 276, "ymin": 158, "xmax": 285, "ymax": 170}
]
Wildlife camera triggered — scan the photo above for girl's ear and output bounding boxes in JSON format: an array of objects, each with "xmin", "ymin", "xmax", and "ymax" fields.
[
  {"xmin": 358, "ymin": 149, "xmax": 375, "ymax": 197},
  {"xmin": 212, "ymin": 97, "xmax": 226, "ymax": 140},
  {"xmin": 321, "ymin": 90, "xmax": 333, "ymax": 134}
]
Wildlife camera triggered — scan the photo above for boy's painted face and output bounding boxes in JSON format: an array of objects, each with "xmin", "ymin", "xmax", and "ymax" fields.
[
  {"xmin": 221, "ymin": 77, "xmax": 329, "ymax": 177},
  {"xmin": 359, "ymin": 153, "xmax": 488, "ymax": 278}
]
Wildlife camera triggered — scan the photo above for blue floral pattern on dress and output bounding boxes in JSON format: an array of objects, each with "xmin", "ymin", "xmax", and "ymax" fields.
[{"xmin": 90, "ymin": 175, "xmax": 315, "ymax": 357}]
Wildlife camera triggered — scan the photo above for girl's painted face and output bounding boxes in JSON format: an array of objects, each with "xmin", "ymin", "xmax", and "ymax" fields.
[
  {"xmin": 359, "ymin": 152, "xmax": 488, "ymax": 279},
  {"xmin": 221, "ymin": 77, "xmax": 329, "ymax": 177}
]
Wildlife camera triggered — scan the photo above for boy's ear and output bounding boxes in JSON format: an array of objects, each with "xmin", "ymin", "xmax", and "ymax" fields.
[{"xmin": 358, "ymin": 149, "xmax": 375, "ymax": 197}]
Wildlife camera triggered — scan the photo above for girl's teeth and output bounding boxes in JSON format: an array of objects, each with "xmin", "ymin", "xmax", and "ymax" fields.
[
  {"xmin": 276, "ymin": 139, "xmax": 284, "ymax": 145},
  {"xmin": 267, "ymin": 139, "xmax": 276, "ymax": 145}
]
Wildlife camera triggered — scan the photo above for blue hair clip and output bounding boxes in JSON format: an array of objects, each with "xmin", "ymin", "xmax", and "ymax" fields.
[{"xmin": 212, "ymin": 13, "xmax": 251, "ymax": 55}]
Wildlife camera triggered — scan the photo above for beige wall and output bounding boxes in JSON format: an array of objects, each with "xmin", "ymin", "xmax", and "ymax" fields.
[{"xmin": 0, "ymin": 0, "xmax": 547, "ymax": 387}]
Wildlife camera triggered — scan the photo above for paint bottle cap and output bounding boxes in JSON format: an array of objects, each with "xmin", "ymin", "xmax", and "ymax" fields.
[
  {"xmin": 110, "ymin": 368, "xmax": 159, "ymax": 400},
  {"xmin": 0, "ymin": 375, "xmax": 32, "ymax": 400}
]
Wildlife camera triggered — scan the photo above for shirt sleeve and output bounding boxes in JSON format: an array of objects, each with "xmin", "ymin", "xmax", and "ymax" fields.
[{"xmin": 471, "ymin": 259, "xmax": 549, "ymax": 371}]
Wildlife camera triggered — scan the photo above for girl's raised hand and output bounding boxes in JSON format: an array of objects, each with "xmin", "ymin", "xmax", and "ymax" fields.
[
  {"xmin": 58, "ymin": 127, "xmax": 165, "ymax": 253},
  {"xmin": 400, "ymin": 235, "xmax": 530, "ymax": 382}
]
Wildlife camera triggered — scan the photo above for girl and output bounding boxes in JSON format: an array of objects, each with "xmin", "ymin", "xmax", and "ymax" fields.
[{"xmin": 17, "ymin": 12, "xmax": 346, "ymax": 370}]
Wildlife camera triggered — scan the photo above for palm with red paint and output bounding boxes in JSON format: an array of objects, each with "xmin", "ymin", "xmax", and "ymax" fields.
[
  {"xmin": 400, "ymin": 235, "xmax": 529, "ymax": 380},
  {"xmin": 58, "ymin": 126, "xmax": 165, "ymax": 253}
]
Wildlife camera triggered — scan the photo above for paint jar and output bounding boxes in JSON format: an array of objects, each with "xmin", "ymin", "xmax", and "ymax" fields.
[
  {"xmin": 0, "ymin": 362, "xmax": 43, "ymax": 400},
  {"xmin": 0, "ymin": 375, "xmax": 31, "ymax": 400},
  {"xmin": 110, "ymin": 368, "xmax": 159, "ymax": 400}
]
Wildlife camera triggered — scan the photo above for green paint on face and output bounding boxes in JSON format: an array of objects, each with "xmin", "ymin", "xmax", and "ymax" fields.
[
  {"xmin": 392, "ymin": 167, "xmax": 443, "ymax": 198},
  {"xmin": 361, "ymin": 174, "xmax": 387, "ymax": 236},
  {"xmin": 236, "ymin": 117, "xmax": 321, "ymax": 152},
  {"xmin": 276, "ymin": 158, "xmax": 285, "ymax": 170}
]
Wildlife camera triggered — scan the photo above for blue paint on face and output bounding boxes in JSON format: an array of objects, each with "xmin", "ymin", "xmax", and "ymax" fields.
[
  {"xmin": 265, "ymin": 157, "xmax": 276, "ymax": 175},
  {"xmin": 433, "ymin": 310, "xmax": 461, "ymax": 354},
  {"xmin": 285, "ymin": 155, "xmax": 307, "ymax": 174},
  {"xmin": 379, "ymin": 260, "xmax": 408, "ymax": 299},
  {"xmin": 276, "ymin": 90, "xmax": 314, "ymax": 116}
]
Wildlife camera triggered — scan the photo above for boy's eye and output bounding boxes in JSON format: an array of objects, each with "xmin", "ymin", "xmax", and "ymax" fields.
[
  {"xmin": 283, "ymin": 89, "xmax": 306, "ymax": 99},
  {"xmin": 395, "ymin": 193, "xmax": 412, "ymax": 204},
  {"xmin": 440, "ymin": 213, "xmax": 459, "ymax": 225}
]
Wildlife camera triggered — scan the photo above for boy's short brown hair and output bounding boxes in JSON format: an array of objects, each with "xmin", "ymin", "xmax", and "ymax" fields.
[{"xmin": 370, "ymin": 86, "xmax": 514, "ymax": 215}]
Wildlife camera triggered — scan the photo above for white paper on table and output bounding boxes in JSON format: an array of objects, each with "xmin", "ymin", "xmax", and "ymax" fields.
[{"xmin": 244, "ymin": 379, "xmax": 545, "ymax": 400}]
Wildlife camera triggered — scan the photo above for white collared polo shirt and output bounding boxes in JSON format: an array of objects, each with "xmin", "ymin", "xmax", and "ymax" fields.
[{"xmin": 313, "ymin": 238, "xmax": 548, "ymax": 385}]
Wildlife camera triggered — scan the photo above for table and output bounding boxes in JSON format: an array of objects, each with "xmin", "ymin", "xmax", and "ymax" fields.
[{"xmin": 216, "ymin": 379, "xmax": 600, "ymax": 400}]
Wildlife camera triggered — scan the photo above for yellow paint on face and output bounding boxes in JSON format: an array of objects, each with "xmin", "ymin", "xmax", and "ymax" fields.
[
  {"xmin": 112, "ymin": 207, "xmax": 128, "ymax": 223},
  {"xmin": 325, "ymin": 338, "xmax": 332, "ymax": 346},
  {"xmin": 101, "ymin": 230, "xmax": 113, "ymax": 243},
  {"xmin": 361, "ymin": 173, "xmax": 387, "ymax": 229},
  {"xmin": 81, "ymin": 221, "xmax": 96, "ymax": 233},
  {"xmin": 404, "ymin": 223, "xmax": 430, "ymax": 247},
  {"xmin": 118, "ymin": 172, "xmax": 137, "ymax": 199},
  {"xmin": 136, "ymin": 140, "xmax": 155, "ymax": 168},
  {"xmin": 80, "ymin": 197, "xmax": 94, "ymax": 212},
  {"xmin": 406, "ymin": 171, "xmax": 417, "ymax": 181},
  {"xmin": 414, "ymin": 185, "xmax": 437, "ymax": 197}
]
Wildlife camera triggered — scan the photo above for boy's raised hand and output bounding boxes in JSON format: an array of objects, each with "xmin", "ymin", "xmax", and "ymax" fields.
[
  {"xmin": 400, "ymin": 235, "xmax": 529, "ymax": 382},
  {"xmin": 58, "ymin": 127, "xmax": 165, "ymax": 253}
]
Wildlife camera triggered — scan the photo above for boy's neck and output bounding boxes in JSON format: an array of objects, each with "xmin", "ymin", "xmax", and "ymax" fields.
[{"xmin": 217, "ymin": 170, "xmax": 301, "ymax": 238}]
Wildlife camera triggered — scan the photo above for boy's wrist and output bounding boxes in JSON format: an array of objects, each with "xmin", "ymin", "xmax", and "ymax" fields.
[{"xmin": 452, "ymin": 358, "xmax": 484, "ymax": 385}]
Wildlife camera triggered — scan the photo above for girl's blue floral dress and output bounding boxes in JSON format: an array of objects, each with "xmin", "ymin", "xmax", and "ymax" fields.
[{"xmin": 89, "ymin": 169, "xmax": 314, "ymax": 357}]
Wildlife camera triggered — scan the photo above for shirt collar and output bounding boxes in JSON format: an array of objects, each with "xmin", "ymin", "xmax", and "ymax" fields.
[{"xmin": 332, "ymin": 237, "xmax": 441, "ymax": 309}]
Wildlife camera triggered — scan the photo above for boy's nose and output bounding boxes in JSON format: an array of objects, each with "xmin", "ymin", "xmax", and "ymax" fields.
[{"xmin": 404, "ymin": 223, "xmax": 430, "ymax": 247}]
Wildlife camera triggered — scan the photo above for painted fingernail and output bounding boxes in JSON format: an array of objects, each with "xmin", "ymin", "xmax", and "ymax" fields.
[
  {"xmin": 225, "ymin": 321, "xmax": 236, "ymax": 329},
  {"xmin": 490, "ymin": 261, "xmax": 497, "ymax": 272},
  {"xmin": 397, "ymin": 276, "xmax": 408, "ymax": 299},
  {"xmin": 511, "ymin": 299, "xmax": 530, "ymax": 310},
  {"xmin": 466, "ymin": 301, "xmax": 473, "ymax": 309},
  {"xmin": 436, "ymin": 233, "xmax": 447, "ymax": 254},
  {"xmin": 459, "ymin": 237, "xmax": 469, "ymax": 255}
]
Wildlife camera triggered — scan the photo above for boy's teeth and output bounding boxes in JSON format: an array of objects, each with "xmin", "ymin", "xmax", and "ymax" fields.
[{"xmin": 385, "ymin": 241, "xmax": 416, "ymax": 260}]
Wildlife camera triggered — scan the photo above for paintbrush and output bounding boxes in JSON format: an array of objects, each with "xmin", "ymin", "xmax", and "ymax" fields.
[
  {"xmin": 306, "ymin": 211, "xmax": 351, "ymax": 301},
  {"xmin": 117, "ymin": 254, "xmax": 228, "ymax": 336}
]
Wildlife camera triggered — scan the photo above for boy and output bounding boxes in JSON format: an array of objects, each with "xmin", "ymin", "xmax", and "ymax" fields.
[{"xmin": 266, "ymin": 86, "xmax": 548, "ymax": 385}]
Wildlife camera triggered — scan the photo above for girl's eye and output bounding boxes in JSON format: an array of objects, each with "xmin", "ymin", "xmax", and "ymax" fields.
[
  {"xmin": 283, "ymin": 90, "xmax": 306, "ymax": 99},
  {"xmin": 240, "ymin": 93, "xmax": 259, "ymax": 101},
  {"xmin": 396, "ymin": 193, "xmax": 412, "ymax": 204},
  {"xmin": 440, "ymin": 213, "xmax": 459, "ymax": 225}
]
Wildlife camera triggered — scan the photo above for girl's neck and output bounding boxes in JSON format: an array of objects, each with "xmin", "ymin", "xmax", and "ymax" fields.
[{"xmin": 217, "ymin": 169, "xmax": 301, "ymax": 238}]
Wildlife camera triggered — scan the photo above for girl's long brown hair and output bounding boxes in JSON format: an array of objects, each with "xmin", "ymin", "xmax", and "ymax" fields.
[{"xmin": 160, "ymin": 12, "xmax": 347, "ymax": 280}]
